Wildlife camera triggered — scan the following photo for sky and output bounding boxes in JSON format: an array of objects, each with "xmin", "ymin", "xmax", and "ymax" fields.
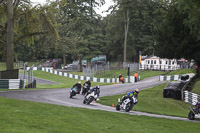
[{"xmin": 30, "ymin": 0, "xmax": 114, "ymax": 17}]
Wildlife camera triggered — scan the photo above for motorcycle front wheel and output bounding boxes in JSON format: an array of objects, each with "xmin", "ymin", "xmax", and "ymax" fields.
[
  {"xmin": 116, "ymin": 103, "xmax": 120, "ymax": 111},
  {"xmin": 87, "ymin": 96, "xmax": 94, "ymax": 104},
  {"xmin": 188, "ymin": 111, "xmax": 195, "ymax": 120},
  {"xmin": 83, "ymin": 99, "xmax": 86, "ymax": 104}
]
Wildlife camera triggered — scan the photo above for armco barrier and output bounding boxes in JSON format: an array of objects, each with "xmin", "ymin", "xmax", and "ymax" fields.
[
  {"xmin": 184, "ymin": 91, "xmax": 200, "ymax": 105},
  {"xmin": 0, "ymin": 79, "xmax": 25, "ymax": 89},
  {"xmin": 159, "ymin": 73, "xmax": 195, "ymax": 81},
  {"xmin": 42, "ymin": 67, "xmax": 137, "ymax": 83}
]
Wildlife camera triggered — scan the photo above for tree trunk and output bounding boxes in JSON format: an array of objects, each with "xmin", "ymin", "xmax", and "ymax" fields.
[
  {"xmin": 87, "ymin": 59, "xmax": 91, "ymax": 68},
  {"xmin": 6, "ymin": 0, "xmax": 14, "ymax": 70},
  {"xmin": 123, "ymin": 9, "xmax": 129, "ymax": 64},
  {"xmin": 63, "ymin": 53, "xmax": 66, "ymax": 66},
  {"xmin": 79, "ymin": 58, "xmax": 82, "ymax": 72}
]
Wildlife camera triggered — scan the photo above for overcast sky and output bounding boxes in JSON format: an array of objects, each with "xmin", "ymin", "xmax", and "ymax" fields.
[{"xmin": 30, "ymin": 0, "xmax": 114, "ymax": 17}]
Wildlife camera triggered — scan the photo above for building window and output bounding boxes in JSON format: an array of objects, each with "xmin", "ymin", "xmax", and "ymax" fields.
[
  {"xmin": 172, "ymin": 61, "xmax": 174, "ymax": 65},
  {"xmin": 151, "ymin": 60, "xmax": 153, "ymax": 64},
  {"xmin": 166, "ymin": 61, "xmax": 168, "ymax": 65},
  {"xmin": 148, "ymin": 60, "xmax": 150, "ymax": 64},
  {"xmin": 154, "ymin": 60, "xmax": 156, "ymax": 64},
  {"xmin": 160, "ymin": 61, "xmax": 162, "ymax": 64}
]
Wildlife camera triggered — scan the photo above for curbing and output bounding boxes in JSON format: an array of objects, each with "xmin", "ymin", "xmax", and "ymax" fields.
[
  {"xmin": 184, "ymin": 91, "xmax": 200, "ymax": 105},
  {"xmin": 42, "ymin": 67, "xmax": 137, "ymax": 83}
]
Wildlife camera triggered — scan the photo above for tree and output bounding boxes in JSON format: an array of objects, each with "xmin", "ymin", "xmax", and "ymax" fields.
[
  {"xmin": 104, "ymin": 0, "xmax": 157, "ymax": 62},
  {"xmin": 155, "ymin": 0, "xmax": 200, "ymax": 76},
  {"xmin": 56, "ymin": 0, "xmax": 105, "ymax": 71},
  {"xmin": 1, "ymin": 0, "xmax": 58, "ymax": 70}
]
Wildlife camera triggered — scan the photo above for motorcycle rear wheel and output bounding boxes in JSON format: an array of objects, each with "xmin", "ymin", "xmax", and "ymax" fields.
[
  {"xmin": 125, "ymin": 103, "xmax": 134, "ymax": 112},
  {"xmin": 188, "ymin": 111, "xmax": 195, "ymax": 120}
]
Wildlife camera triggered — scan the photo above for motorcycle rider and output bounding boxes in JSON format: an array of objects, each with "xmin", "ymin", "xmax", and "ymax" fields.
[
  {"xmin": 72, "ymin": 81, "xmax": 82, "ymax": 94},
  {"xmin": 86, "ymin": 85, "xmax": 100, "ymax": 101},
  {"xmin": 195, "ymin": 102, "xmax": 200, "ymax": 113},
  {"xmin": 83, "ymin": 80, "xmax": 91, "ymax": 87},
  {"xmin": 121, "ymin": 89, "xmax": 139, "ymax": 104}
]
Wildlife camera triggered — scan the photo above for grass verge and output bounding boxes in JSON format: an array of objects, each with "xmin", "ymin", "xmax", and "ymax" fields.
[
  {"xmin": 98, "ymin": 84, "xmax": 192, "ymax": 117},
  {"xmin": 32, "ymin": 71, "xmax": 112, "ymax": 89},
  {"xmin": 166, "ymin": 69, "xmax": 196, "ymax": 75},
  {"xmin": 0, "ymin": 96, "xmax": 199, "ymax": 133}
]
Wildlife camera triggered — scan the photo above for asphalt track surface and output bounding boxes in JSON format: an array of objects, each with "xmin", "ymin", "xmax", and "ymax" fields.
[{"xmin": 0, "ymin": 76, "xmax": 199, "ymax": 122}]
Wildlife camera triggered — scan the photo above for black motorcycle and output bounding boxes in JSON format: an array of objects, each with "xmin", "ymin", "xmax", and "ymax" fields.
[
  {"xmin": 188, "ymin": 102, "xmax": 200, "ymax": 120},
  {"xmin": 82, "ymin": 83, "xmax": 90, "ymax": 95}
]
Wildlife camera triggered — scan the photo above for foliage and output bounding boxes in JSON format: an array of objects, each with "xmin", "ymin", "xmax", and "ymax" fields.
[
  {"xmin": 53, "ymin": 0, "xmax": 106, "ymax": 71},
  {"xmin": 155, "ymin": 0, "xmax": 200, "ymax": 63},
  {"xmin": 104, "ymin": 0, "xmax": 158, "ymax": 61}
]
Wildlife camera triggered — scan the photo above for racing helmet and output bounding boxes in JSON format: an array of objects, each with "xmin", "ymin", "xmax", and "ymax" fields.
[
  {"xmin": 134, "ymin": 89, "xmax": 139, "ymax": 94},
  {"xmin": 96, "ymin": 85, "xmax": 100, "ymax": 89}
]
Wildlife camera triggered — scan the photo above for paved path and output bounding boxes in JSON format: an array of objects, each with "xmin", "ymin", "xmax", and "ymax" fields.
[{"xmin": 0, "ymin": 76, "xmax": 199, "ymax": 122}]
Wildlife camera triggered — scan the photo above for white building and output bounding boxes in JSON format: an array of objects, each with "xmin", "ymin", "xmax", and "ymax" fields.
[{"xmin": 140, "ymin": 56, "xmax": 180, "ymax": 71}]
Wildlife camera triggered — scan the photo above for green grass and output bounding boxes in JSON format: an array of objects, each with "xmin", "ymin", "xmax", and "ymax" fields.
[
  {"xmin": 0, "ymin": 96, "xmax": 199, "ymax": 133},
  {"xmin": 139, "ymin": 70, "xmax": 166, "ymax": 80},
  {"xmin": 94, "ymin": 69, "xmax": 129, "ymax": 78},
  {"xmin": 166, "ymin": 69, "xmax": 196, "ymax": 75},
  {"xmin": 98, "ymin": 83, "xmax": 192, "ymax": 117},
  {"xmin": 67, "ymin": 71, "xmax": 83, "ymax": 76},
  {"xmin": 191, "ymin": 78, "xmax": 200, "ymax": 94},
  {"xmin": 32, "ymin": 71, "xmax": 111, "ymax": 89}
]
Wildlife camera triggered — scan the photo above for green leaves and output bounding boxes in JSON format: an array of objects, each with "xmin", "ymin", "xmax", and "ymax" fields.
[{"xmin": 155, "ymin": 0, "xmax": 200, "ymax": 62}]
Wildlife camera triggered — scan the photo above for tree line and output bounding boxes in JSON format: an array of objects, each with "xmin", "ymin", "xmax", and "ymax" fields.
[{"xmin": 0, "ymin": 0, "xmax": 200, "ymax": 73}]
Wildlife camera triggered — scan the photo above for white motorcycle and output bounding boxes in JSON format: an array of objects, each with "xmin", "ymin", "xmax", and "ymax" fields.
[
  {"xmin": 83, "ymin": 91, "xmax": 98, "ymax": 104},
  {"xmin": 116, "ymin": 96, "xmax": 137, "ymax": 112}
]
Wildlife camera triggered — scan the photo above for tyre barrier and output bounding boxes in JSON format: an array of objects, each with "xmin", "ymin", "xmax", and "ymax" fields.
[{"xmin": 163, "ymin": 81, "xmax": 186, "ymax": 100}]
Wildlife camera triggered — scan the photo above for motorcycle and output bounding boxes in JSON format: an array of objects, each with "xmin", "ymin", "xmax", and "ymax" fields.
[
  {"xmin": 188, "ymin": 102, "xmax": 200, "ymax": 120},
  {"xmin": 70, "ymin": 86, "xmax": 79, "ymax": 98},
  {"xmin": 82, "ymin": 83, "xmax": 90, "ymax": 95},
  {"xmin": 116, "ymin": 96, "xmax": 137, "ymax": 112},
  {"xmin": 83, "ymin": 91, "xmax": 98, "ymax": 104}
]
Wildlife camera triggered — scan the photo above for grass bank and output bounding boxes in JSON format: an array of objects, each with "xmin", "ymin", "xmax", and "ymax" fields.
[
  {"xmin": 32, "ymin": 71, "xmax": 112, "ymax": 89},
  {"xmin": 166, "ymin": 69, "xmax": 195, "ymax": 75},
  {"xmin": 0, "ymin": 96, "xmax": 199, "ymax": 133},
  {"xmin": 98, "ymin": 84, "xmax": 191, "ymax": 118}
]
